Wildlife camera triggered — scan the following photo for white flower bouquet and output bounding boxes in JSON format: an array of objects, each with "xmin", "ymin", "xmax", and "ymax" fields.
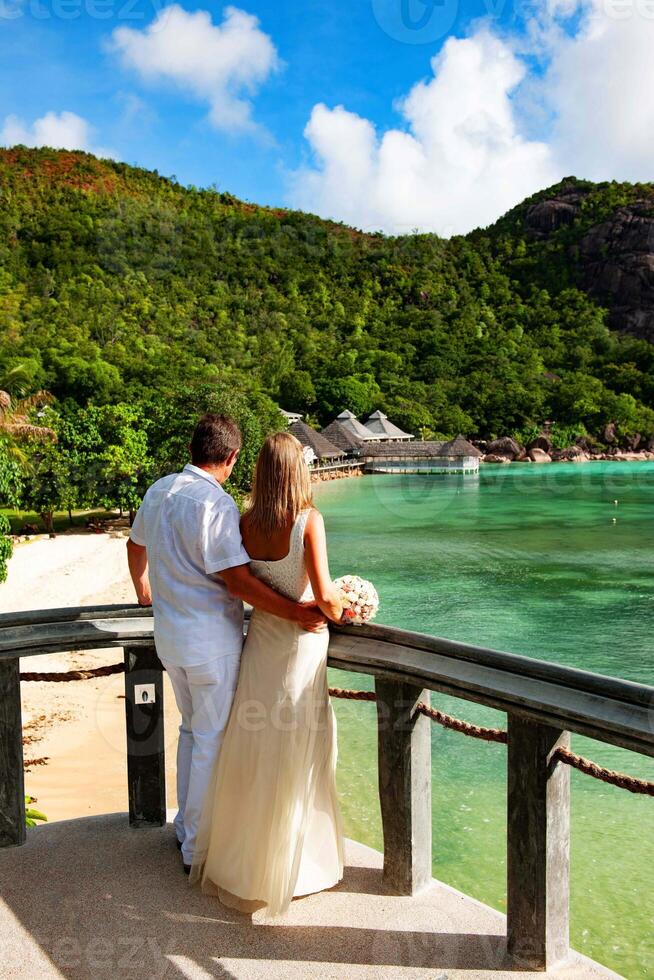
[{"xmin": 333, "ymin": 574, "xmax": 379, "ymax": 625}]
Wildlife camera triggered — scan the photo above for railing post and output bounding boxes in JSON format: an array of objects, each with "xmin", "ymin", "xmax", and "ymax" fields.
[
  {"xmin": 123, "ymin": 645, "xmax": 166, "ymax": 828},
  {"xmin": 0, "ymin": 658, "xmax": 26, "ymax": 847},
  {"xmin": 375, "ymin": 677, "xmax": 432, "ymax": 894},
  {"xmin": 507, "ymin": 714, "xmax": 570, "ymax": 969}
]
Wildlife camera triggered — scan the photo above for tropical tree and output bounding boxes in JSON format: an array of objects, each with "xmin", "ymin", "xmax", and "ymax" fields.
[
  {"xmin": 144, "ymin": 382, "xmax": 284, "ymax": 507},
  {"xmin": 95, "ymin": 404, "xmax": 151, "ymax": 523},
  {"xmin": 21, "ymin": 441, "xmax": 68, "ymax": 535}
]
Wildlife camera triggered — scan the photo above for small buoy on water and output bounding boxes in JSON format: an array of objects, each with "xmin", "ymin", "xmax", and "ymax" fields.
[
  {"xmin": 612, "ymin": 517, "xmax": 617, "ymax": 523},
  {"xmin": 614, "ymin": 499, "xmax": 618, "ymax": 505}
]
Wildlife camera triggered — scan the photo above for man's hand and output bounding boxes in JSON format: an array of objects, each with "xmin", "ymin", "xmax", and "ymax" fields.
[
  {"xmin": 295, "ymin": 602, "xmax": 328, "ymax": 633},
  {"xmin": 137, "ymin": 588, "xmax": 153, "ymax": 607},
  {"xmin": 221, "ymin": 564, "xmax": 328, "ymax": 630}
]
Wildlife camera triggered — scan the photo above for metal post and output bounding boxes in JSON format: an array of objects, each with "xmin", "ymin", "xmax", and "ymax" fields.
[
  {"xmin": 124, "ymin": 645, "xmax": 166, "ymax": 827},
  {"xmin": 0, "ymin": 658, "xmax": 26, "ymax": 847}
]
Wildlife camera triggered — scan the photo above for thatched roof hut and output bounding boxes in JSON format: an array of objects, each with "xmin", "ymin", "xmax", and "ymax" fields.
[
  {"xmin": 438, "ymin": 435, "xmax": 482, "ymax": 458},
  {"xmin": 321, "ymin": 420, "xmax": 364, "ymax": 456},
  {"xmin": 288, "ymin": 420, "xmax": 345, "ymax": 461},
  {"xmin": 363, "ymin": 410, "xmax": 414, "ymax": 442},
  {"xmin": 361, "ymin": 440, "xmax": 444, "ymax": 458},
  {"xmin": 334, "ymin": 410, "xmax": 378, "ymax": 442}
]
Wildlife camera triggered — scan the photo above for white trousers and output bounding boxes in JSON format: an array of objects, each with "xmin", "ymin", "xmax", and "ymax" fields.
[{"xmin": 163, "ymin": 653, "xmax": 241, "ymax": 866}]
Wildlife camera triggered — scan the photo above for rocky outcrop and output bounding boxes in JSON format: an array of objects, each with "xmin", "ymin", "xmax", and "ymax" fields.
[
  {"xmin": 525, "ymin": 186, "xmax": 586, "ymax": 235},
  {"xmin": 480, "ymin": 438, "xmax": 654, "ymax": 463},
  {"xmin": 551, "ymin": 445, "xmax": 589, "ymax": 462},
  {"xmin": 524, "ymin": 185, "xmax": 654, "ymax": 342},
  {"xmin": 527, "ymin": 435, "xmax": 553, "ymax": 454},
  {"xmin": 485, "ymin": 436, "xmax": 523, "ymax": 460},
  {"xmin": 625, "ymin": 432, "xmax": 642, "ymax": 450},
  {"xmin": 480, "ymin": 430, "xmax": 654, "ymax": 463},
  {"xmin": 310, "ymin": 467, "xmax": 363, "ymax": 483},
  {"xmin": 575, "ymin": 435, "xmax": 600, "ymax": 454},
  {"xmin": 577, "ymin": 206, "xmax": 654, "ymax": 342}
]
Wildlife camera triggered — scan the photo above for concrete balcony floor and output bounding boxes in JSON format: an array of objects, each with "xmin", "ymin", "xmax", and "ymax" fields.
[{"xmin": 0, "ymin": 813, "xmax": 619, "ymax": 980}]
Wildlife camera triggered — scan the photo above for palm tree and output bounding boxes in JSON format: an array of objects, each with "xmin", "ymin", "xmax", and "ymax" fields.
[{"xmin": 0, "ymin": 368, "xmax": 55, "ymax": 455}]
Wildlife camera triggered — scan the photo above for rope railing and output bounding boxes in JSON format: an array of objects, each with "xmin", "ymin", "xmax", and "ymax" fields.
[
  {"xmin": 19, "ymin": 664, "xmax": 654, "ymax": 796},
  {"xmin": 19, "ymin": 663, "xmax": 125, "ymax": 683}
]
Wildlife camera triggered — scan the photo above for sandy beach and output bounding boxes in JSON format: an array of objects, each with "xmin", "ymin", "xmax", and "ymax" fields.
[{"xmin": 2, "ymin": 531, "xmax": 183, "ymax": 823}]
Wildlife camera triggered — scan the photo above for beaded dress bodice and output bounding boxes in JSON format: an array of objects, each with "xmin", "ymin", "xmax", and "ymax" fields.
[{"xmin": 248, "ymin": 509, "xmax": 313, "ymax": 603}]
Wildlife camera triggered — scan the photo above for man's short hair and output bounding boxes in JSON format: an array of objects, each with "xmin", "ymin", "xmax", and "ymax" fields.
[{"xmin": 190, "ymin": 414, "xmax": 242, "ymax": 466}]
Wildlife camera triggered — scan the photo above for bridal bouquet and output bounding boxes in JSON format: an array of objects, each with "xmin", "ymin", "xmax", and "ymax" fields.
[{"xmin": 333, "ymin": 575, "xmax": 379, "ymax": 625}]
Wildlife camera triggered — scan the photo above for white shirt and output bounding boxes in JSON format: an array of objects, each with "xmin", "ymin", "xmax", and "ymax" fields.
[{"xmin": 130, "ymin": 464, "xmax": 250, "ymax": 666}]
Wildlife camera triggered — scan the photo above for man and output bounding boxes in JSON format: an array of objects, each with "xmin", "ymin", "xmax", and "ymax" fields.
[{"xmin": 127, "ymin": 413, "xmax": 325, "ymax": 873}]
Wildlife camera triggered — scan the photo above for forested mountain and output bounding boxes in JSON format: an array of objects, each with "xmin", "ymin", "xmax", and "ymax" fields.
[{"xmin": 1, "ymin": 146, "xmax": 654, "ymax": 442}]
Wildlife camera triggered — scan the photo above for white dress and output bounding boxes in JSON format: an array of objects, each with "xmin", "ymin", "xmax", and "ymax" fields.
[{"xmin": 189, "ymin": 508, "xmax": 345, "ymax": 917}]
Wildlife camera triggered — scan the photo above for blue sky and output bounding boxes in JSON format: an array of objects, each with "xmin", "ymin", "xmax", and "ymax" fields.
[{"xmin": 1, "ymin": 0, "xmax": 652, "ymax": 233}]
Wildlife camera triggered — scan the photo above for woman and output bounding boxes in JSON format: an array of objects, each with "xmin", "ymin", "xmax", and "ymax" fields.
[{"xmin": 190, "ymin": 432, "xmax": 345, "ymax": 917}]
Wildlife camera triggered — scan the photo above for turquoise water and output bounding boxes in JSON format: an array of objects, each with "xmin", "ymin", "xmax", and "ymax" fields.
[{"xmin": 317, "ymin": 463, "xmax": 654, "ymax": 979}]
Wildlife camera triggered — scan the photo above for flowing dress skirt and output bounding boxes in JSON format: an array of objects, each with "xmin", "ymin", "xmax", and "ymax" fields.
[{"xmin": 190, "ymin": 608, "xmax": 344, "ymax": 917}]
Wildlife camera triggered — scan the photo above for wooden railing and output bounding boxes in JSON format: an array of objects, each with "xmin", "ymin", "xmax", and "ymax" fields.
[
  {"xmin": 310, "ymin": 460, "xmax": 365, "ymax": 474},
  {"xmin": 1, "ymin": 605, "xmax": 652, "ymax": 970}
]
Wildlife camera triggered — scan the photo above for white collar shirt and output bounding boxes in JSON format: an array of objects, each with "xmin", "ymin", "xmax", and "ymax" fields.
[{"xmin": 130, "ymin": 464, "xmax": 249, "ymax": 666}]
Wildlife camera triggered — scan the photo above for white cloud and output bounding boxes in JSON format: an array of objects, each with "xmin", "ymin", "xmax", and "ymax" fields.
[
  {"xmin": 0, "ymin": 110, "xmax": 113, "ymax": 157},
  {"xmin": 290, "ymin": 2, "xmax": 654, "ymax": 235},
  {"xmin": 540, "ymin": 0, "xmax": 654, "ymax": 181},
  {"xmin": 110, "ymin": 4, "xmax": 280, "ymax": 133},
  {"xmin": 289, "ymin": 30, "xmax": 558, "ymax": 236}
]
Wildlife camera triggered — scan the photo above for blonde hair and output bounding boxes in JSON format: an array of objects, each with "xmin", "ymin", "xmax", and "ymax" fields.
[{"xmin": 245, "ymin": 432, "xmax": 313, "ymax": 535}]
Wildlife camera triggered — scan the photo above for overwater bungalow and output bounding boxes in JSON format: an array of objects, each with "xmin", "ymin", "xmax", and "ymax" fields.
[
  {"xmin": 438, "ymin": 434, "xmax": 483, "ymax": 472},
  {"xmin": 288, "ymin": 420, "xmax": 346, "ymax": 464},
  {"xmin": 362, "ymin": 434, "xmax": 482, "ymax": 474},
  {"xmin": 363, "ymin": 410, "xmax": 414, "ymax": 442},
  {"xmin": 315, "ymin": 411, "xmax": 481, "ymax": 475}
]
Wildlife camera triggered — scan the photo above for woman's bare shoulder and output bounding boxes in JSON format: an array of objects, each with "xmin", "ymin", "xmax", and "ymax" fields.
[
  {"xmin": 239, "ymin": 511, "xmax": 254, "ymax": 545},
  {"xmin": 304, "ymin": 507, "xmax": 325, "ymax": 538}
]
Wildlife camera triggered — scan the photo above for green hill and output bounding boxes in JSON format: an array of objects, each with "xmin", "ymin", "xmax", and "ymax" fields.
[{"xmin": 1, "ymin": 146, "xmax": 653, "ymax": 441}]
